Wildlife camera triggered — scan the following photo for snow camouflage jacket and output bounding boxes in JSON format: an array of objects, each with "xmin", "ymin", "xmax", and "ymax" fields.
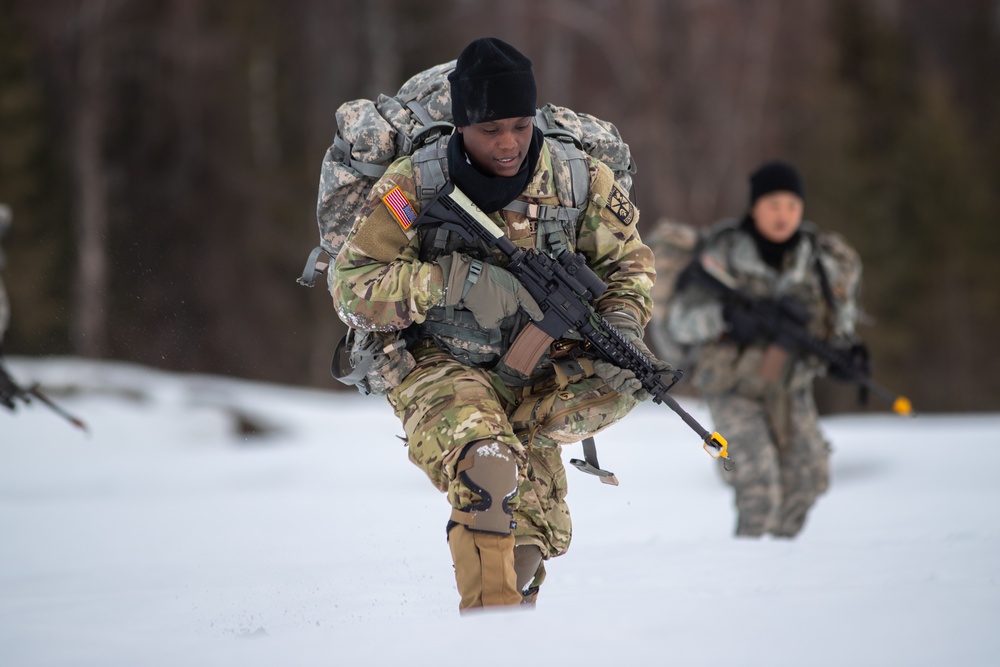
[
  {"xmin": 666, "ymin": 219, "xmax": 862, "ymax": 396},
  {"xmin": 331, "ymin": 140, "xmax": 654, "ymax": 384}
]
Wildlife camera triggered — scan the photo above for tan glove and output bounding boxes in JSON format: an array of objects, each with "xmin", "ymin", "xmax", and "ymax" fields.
[
  {"xmin": 593, "ymin": 311, "xmax": 673, "ymax": 402},
  {"xmin": 437, "ymin": 252, "xmax": 543, "ymax": 329}
]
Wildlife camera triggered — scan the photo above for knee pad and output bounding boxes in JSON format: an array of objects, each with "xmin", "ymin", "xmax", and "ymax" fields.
[{"xmin": 450, "ymin": 440, "xmax": 518, "ymax": 534}]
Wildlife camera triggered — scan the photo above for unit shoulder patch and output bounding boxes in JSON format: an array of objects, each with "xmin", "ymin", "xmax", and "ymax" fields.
[
  {"xmin": 608, "ymin": 184, "xmax": 636, "ymax": 226},
  {"xmin": 382, "ymin": 186, "xmax": 417, "ymax": 231}
]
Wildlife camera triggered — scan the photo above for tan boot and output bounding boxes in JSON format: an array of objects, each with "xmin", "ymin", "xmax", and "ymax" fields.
[{"xmin": 448, "ymin": 525, "xmax": 521, "ymax": 611}]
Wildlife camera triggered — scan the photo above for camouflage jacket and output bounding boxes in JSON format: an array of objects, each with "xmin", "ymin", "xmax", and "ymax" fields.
[
  {"xmin": 667, "ymin": 219, "xmax": 861, "ymax": 395},
  {"xmin": 332, "ymin": 140, "xmax": 654, "ymax": 356}
]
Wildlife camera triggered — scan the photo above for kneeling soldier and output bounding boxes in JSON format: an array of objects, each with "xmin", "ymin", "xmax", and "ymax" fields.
[{"xmin": 331, "ymin": 38, "xmax": 660, "ymax": 610}]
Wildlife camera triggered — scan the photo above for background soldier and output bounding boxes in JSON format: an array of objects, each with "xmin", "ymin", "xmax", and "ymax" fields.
[
  {"xmin": 331, "ymin": 38, "xmax": 664, "ymax": 610},
  {"xmin": 666, "ymin": 162, "xmax": 866, "ymax": 538}
]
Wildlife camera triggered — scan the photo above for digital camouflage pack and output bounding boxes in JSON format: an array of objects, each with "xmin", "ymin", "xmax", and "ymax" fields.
[{"xmin": 311, "ymin": 60, "xmax": 636, "ymax": 263}]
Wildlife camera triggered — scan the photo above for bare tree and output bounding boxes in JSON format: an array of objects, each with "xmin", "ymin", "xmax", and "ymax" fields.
[
  {"xmin": 72, "ymin": 0, "xmax": 111, "ymax": 356},
  {"xmin": 362, "ymin": 0, "xmax": 402, "ymax": 94}
]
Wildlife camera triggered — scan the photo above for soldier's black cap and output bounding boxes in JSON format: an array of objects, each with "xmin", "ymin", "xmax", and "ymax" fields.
[
  {"xmin": 749, "ymin": 161, "xmax": 805, "ymax": 204},
  {"xmin": 449, "ymin": 37, "xmax": 537, "ymax": 127}
]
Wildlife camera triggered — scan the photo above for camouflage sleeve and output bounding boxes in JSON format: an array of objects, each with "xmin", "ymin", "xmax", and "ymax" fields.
[
  {"xmin": 816, "ymin": 230, "xmax": 863, "ymax": 342},
  {"xmin": 667, "ymin": 279, "xmax": 726, "ymax": 345},
  {"xmin": 574, "ymin": 159, "xmax": 655, "ymax": 328},
  {"xmin": 331, "ymin": 159, "xmax": 445, "ymax": 332}
]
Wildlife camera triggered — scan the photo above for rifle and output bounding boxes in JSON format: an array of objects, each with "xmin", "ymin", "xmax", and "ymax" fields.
[
  {"xmin": 416, "ymin": 184, "xmax": 733, "ymax": 470},
  {"xmin": 1, "ymin": 362, "xmax": 89, "ymax": 432},
  {"xmin": 688, "ymin": 256, "xmax": 913, "ymax": 417}
]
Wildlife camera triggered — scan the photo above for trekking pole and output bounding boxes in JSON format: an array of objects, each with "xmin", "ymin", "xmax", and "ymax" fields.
[{"xmin": 25, "ymin": 384, "xmax": 89, "ymax": 432}]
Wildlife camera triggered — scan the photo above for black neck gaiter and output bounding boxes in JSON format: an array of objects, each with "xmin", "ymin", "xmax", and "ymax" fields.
[
  {"xmin": 741, "ymin": 214, "xmax": 802, "ymax": 271},
  {"xmin": 446, "ymin": 127, "xmax": 543, "ymax": 213}
]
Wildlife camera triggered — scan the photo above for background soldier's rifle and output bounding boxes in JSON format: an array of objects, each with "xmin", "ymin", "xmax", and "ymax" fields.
[
  {"xmin": 687, "ymin": 257, "xmax": 913, "ymax": 417},
  {"xmin": 0, "ymin": 362, "xmax": 89, "ymax": 432},
  {"xmin": 416, "ymin": 184, "xmax": 733, "ymax": 470}
]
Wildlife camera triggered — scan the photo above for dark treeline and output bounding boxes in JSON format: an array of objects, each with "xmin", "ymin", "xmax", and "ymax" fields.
[{"xmin": 1, "ymin": 0, "xmax": 998, "ymax": 411}]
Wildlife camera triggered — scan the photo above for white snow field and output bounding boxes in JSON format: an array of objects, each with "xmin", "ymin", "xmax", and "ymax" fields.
[{"xmin": 1, "ymin": 358, "xmax": 997, "ymax": 666}]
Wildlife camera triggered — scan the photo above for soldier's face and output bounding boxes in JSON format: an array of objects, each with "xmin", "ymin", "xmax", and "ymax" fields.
[
  {"xmin": 457, "ymin": 117, "xmax": 534, "ymax": 177},
  {"xmin": 751, "ymin": 192, "xmax": 803, "ymax": 243}
]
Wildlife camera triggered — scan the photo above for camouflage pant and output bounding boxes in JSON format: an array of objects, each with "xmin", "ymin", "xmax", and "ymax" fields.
[
  {"xmin": 386, "ymin": 347, "xmax": 638, "ymax": 558},
  {"xmin": 705, "ymin": 387, "xmax": 830, "ymax": 537}
]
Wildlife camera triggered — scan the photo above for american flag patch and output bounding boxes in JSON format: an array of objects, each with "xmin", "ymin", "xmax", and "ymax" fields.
[{"xmin": 382, "ymin": 186, "xmax": 417, "ymax": 231}]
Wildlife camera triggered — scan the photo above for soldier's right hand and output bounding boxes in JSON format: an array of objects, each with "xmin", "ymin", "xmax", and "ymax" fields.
[
  {"xmin": 722, "ymin": 301, "xmax": 759, "ymax": 345},
  {"xmin": 437, "ymin": 252, "xmax": 543, "ymax": 329}
]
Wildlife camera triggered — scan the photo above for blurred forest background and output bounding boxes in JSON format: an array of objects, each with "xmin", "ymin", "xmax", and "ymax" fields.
[{"xmin": 1, "ymin": 0, "xmax": 998, "ymax": 412}]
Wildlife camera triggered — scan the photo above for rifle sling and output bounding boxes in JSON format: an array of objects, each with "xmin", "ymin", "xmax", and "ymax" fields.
[{"xmin": 570, "ymin": 436, "xmax": 619, "ymax": 486}]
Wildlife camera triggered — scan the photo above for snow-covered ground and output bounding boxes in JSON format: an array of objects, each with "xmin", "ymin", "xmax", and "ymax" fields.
[{"xmin": 1, "ymin": 357, "xmax": 997, "ymax": 666}]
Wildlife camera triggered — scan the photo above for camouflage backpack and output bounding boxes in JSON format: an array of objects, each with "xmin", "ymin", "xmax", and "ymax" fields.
[
  {"xmin": 646, "ymin": 219, "xmax": 704, "ymax": 369},
  {"xmin": 303, "ymin": 60, "xmax": 635, "ymax": 269},
  {"xmin": 299, "ymin": 60, "xmax": 637, "ymax": 394}
]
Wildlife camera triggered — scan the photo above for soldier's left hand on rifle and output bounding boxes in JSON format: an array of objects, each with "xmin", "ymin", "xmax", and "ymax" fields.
[
  {"xmin": 827, "ymin": 341, "xmax": 870, "ymax": 382},
  {"xmin": 592, "ymin": 311, "xmax": 672, "ymax": 402}
]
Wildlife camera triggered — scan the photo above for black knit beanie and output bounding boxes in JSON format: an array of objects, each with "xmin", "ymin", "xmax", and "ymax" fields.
[
  {"xmin": 449, "ymin": 37, "xmax": 537, "ymax": 127},
  {"xmin": 749, "ymin": 161, "xmax": 804, "ymax": 205}
]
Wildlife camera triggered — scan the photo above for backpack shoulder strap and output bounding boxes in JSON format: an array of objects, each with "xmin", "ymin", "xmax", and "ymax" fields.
[
  {"xmin": 544, "ymin": 136, "xmax": 591, "ymax": 212},
  {"xmin": 528, "ymin": 137, "xmax": 591, "ymax": 255},
  {"xmin": 412, "ymin": 134, "xmax": 452, "ymax": 207},
  {"xmin": 796, "ymin": 222, "xmax": 836, "ymax": 309},
  {"xmin": 809, "ymin": 224, "xmax": 862, "ymax": 309}
]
